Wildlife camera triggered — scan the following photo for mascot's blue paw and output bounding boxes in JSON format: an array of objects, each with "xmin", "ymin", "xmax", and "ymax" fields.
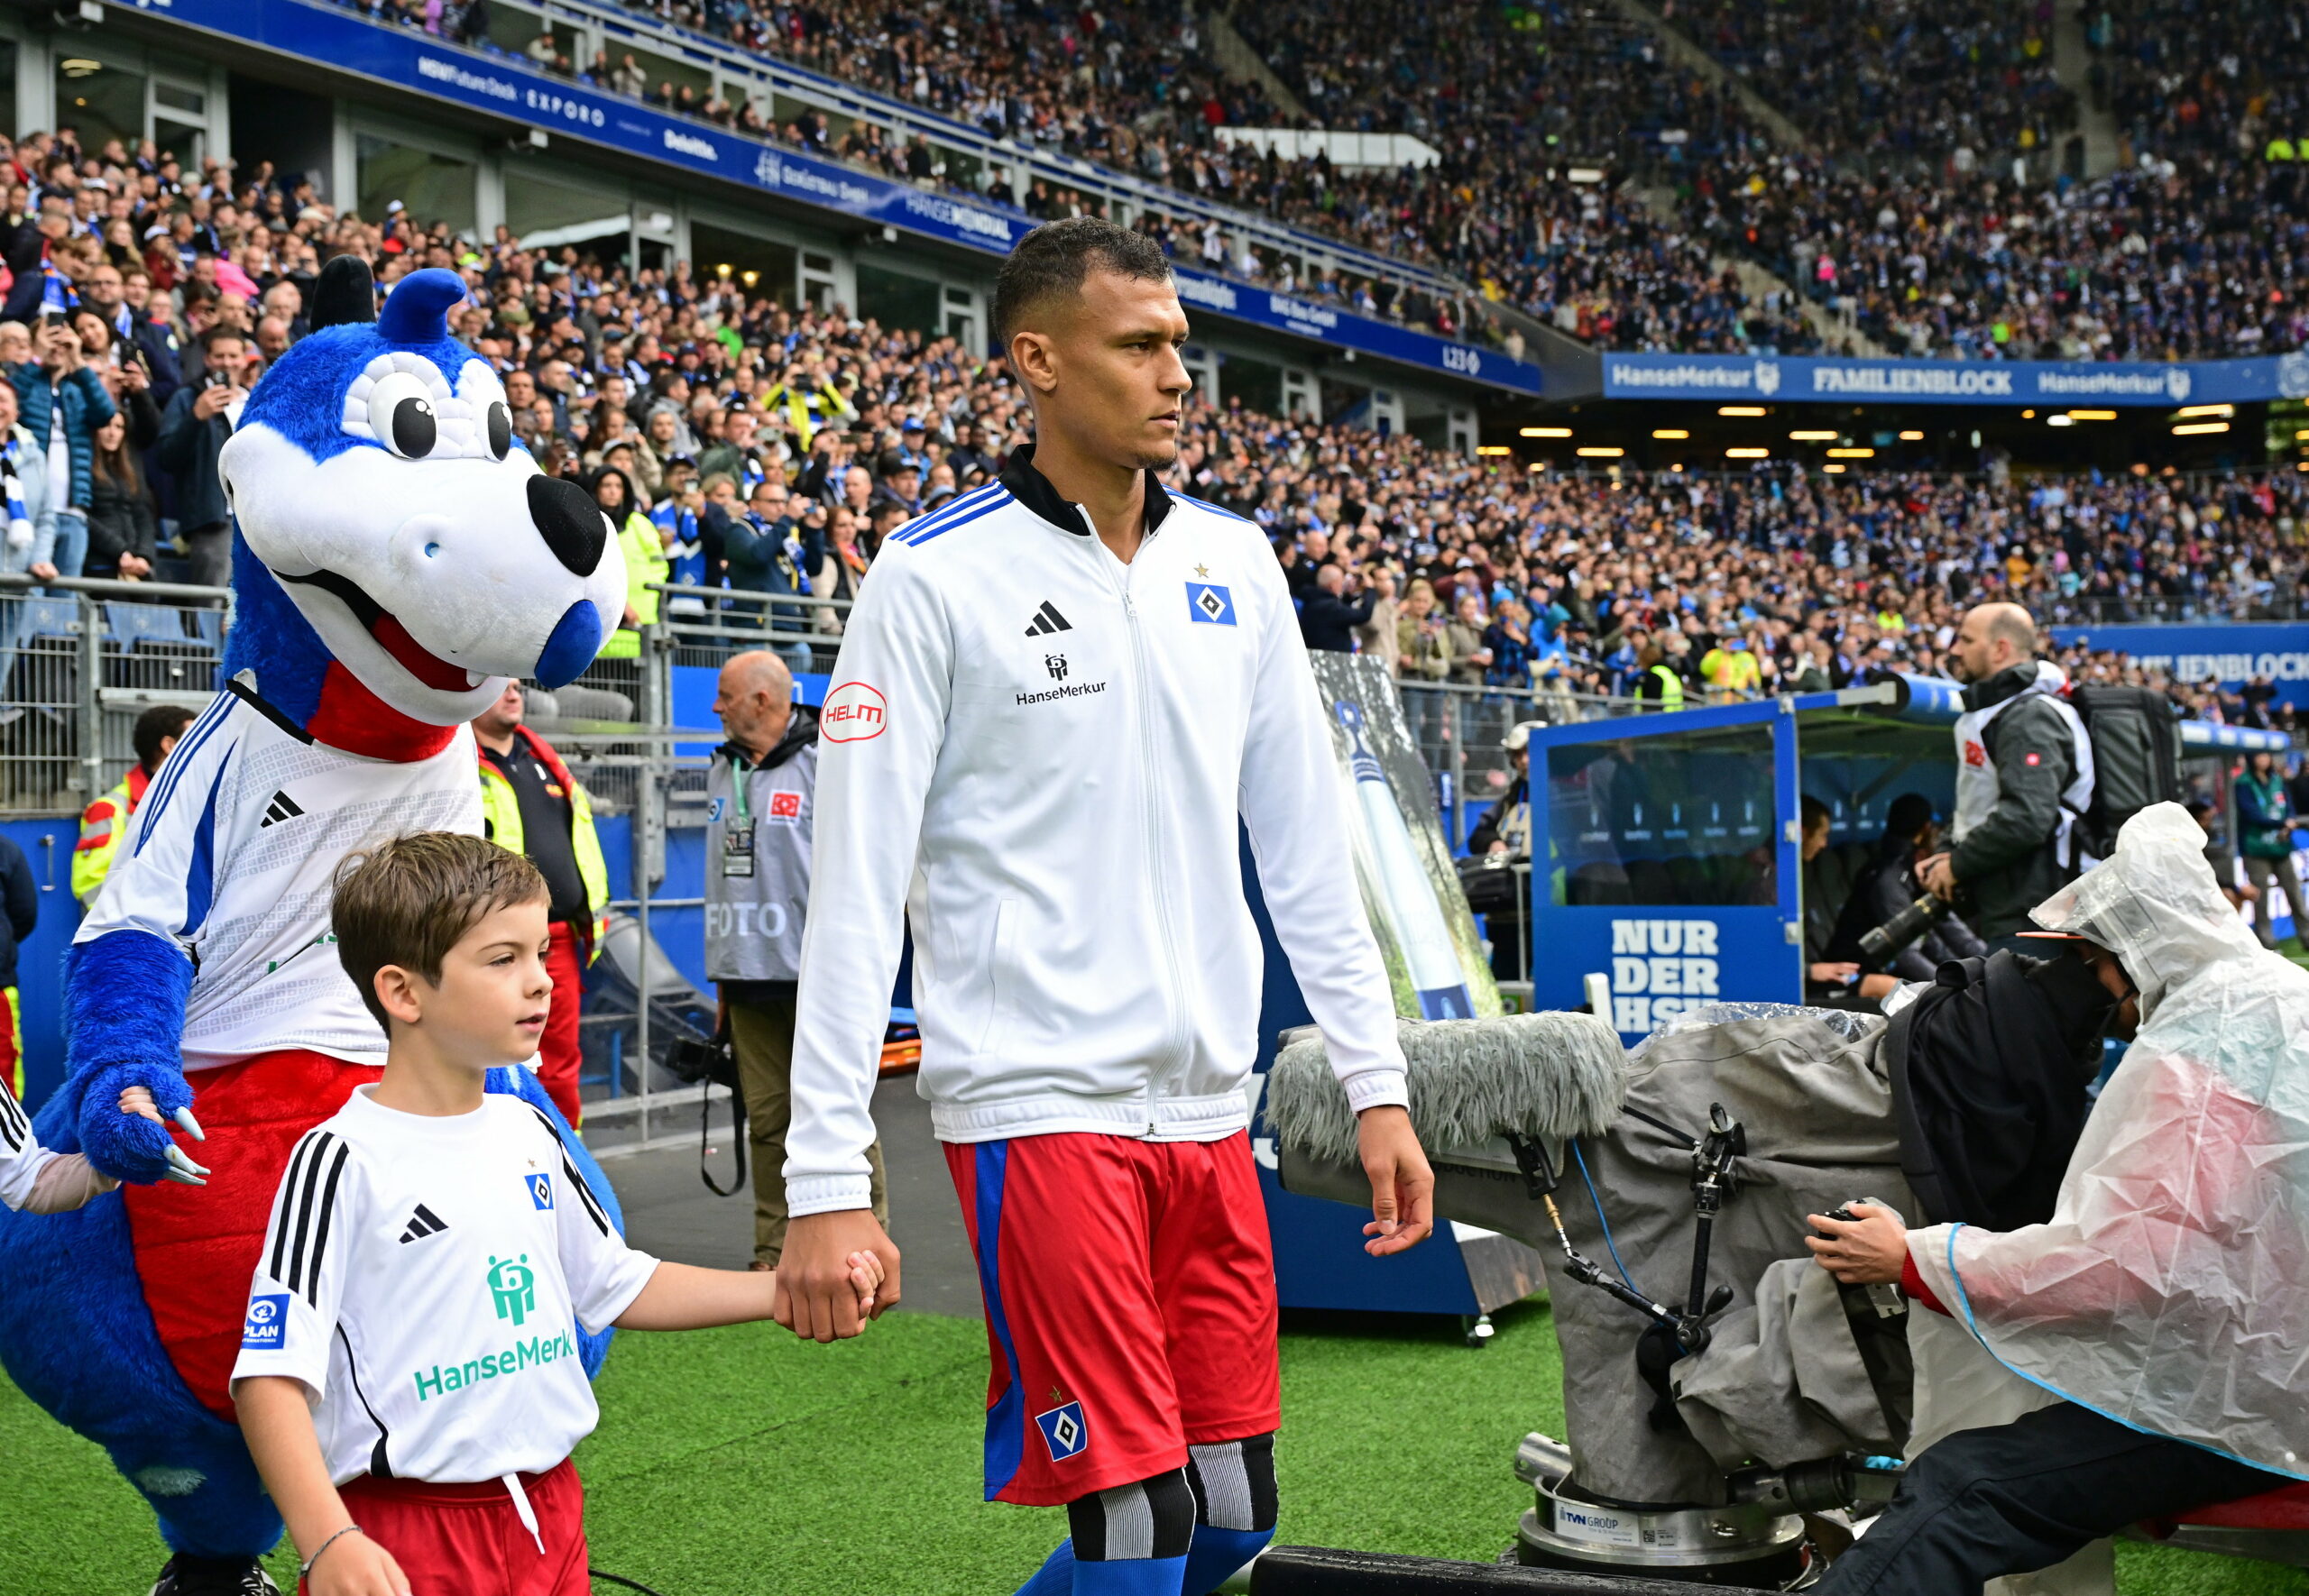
[
  {"xmin": 64, "ymin": 933, "xmax": 199, "ymax": 1183},
  {"xmin": 77, "ymin": 1060, "xmax": 200, "ymax": 1186}
]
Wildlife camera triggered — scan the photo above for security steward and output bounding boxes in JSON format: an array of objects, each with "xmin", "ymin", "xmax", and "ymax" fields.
[
  {"xmin": 1919, "ymin": 602, "xmax": 2094, "ymax": 952},
  {"xmin": 1633, "ymin": 637, "xmax": 1685, "ymax": 710},
  {"xmin": 73, "ymin": 703, "xmax": 196, "ymax": 904},
  {"xmin": 473, "ymin": 680, "xmax": 610, "ymax": 1127},
  {"xmin": 706, "ymin": 648, "xmax": 887, "ymax": 1270}
]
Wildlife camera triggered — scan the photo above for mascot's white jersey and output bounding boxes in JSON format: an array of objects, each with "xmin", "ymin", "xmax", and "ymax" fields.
[{"xmin": 76, "ymin": 678, "xmax": 482, "ymax": 1069}]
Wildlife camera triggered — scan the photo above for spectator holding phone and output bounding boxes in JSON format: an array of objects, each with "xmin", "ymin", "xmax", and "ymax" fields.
[{"xmin": 154, "ymin": 326, "xmax": 249, "ymax": 589}]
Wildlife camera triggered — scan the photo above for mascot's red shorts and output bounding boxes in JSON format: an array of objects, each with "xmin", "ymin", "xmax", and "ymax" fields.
[{"xmin": 123, "ymin": 1049, "xmax": 379, "ymax": 1418}]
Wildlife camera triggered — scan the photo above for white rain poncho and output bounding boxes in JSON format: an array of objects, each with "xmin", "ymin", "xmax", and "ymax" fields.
[{"xmin": 1908, "ymin": 803, "xmax": 2309, "ymax": 1480}]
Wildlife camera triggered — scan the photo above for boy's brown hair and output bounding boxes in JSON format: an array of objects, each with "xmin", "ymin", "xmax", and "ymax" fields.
[{"xmin": 334, "ymin": 832, "xmax": 547, "ymax": 1031}]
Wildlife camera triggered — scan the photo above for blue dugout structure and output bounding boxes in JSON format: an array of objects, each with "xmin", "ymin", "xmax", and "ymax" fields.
[{"xmin": 1514, "ymin": 679, "xmax": 2292, "ymax": 1045}]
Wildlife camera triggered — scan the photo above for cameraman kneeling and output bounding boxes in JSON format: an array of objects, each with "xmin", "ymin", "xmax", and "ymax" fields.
[{"xmin": 1805, "ymin": 806, "xmax": 2308, "ymax": 1595}]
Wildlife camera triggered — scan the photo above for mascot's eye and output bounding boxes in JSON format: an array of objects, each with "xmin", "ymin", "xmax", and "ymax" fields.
[
  {"xmin": 365, "ymin": 371, "xmax": 441, "ymax": 459},
  {"xmin": 486, "ymin": 399, "xmax": 512, "ymax": 460}
]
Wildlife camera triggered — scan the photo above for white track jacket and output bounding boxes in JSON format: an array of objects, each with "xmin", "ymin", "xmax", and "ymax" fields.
[{"xmin": 782, "ymin": 451, "xmax": 1410, "ymax": 1215}]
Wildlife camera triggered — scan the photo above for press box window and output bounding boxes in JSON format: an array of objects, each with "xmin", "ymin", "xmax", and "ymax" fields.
[{"xmin": 1546, "ymin": 729, "xmax": 1778, "ymax": 907}]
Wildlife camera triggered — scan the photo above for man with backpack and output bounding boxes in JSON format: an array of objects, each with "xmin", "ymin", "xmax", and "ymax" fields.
[{"xmin": 1920, "ymin": 604, "xmax": 2096, "ymax": 951}]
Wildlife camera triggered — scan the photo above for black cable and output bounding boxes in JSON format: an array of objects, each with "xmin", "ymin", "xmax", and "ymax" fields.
[
  {"xmin": 1623, "ymin": 1105, "xmax": 1697, "ymax": 1148},
  {"xmin": 591, "ymin": 1571, "xmax": 674, "ymax": 1596}
]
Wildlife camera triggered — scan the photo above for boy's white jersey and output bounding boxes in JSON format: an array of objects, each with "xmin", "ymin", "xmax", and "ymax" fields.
[
  {"xmin": 0, "ymin": 1072, "xmax": 57, "ymax": 1209},
  {"xmin": 75, "ymin": 679, "xmax": 483, "ymax": 1070},
  {"xmin": 229, "ymin": 1087, "xmax": 657, "ymax": 1485}
]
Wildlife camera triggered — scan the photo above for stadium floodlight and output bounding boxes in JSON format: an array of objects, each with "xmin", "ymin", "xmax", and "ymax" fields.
[
  {"xmin": 1651, "ymin": 428, "xmax": 1690, "ymax": 440},
  {"xmin": 1824, "ymin": 463, "xmax": 1847, "ymax": 473},
  {"xmin": 1577, "ymin": 447, "xmax": 1624, "ymax": 458},
  {"xmin": 2172, "ymin": 422, "xmax": 2230, "ymax": 436},
  {"xmin": 1521, "ymin": 427, "xmax": 1574, "ymax": 437},
  {"xmin": 1726, "ymin": 447, "xmax": 1770, "ymax": 459},
  {"xmin": 1899, "ymin": 430, "xmax": 1926, "ymax": 441},
  {"xmin": 2175, "ymin": 404, "xmax": 2234, "ymax": 419},
  {"xmin": 1789, "ymin": 430, "xmax": 1837, "ymax": 441},
  {"xmin": 1718, "ymin": 406, "xmax": 1767, "ymax": 417},
  {"xmin": 1827, "ymin": 447, "xmax": 1875, "ymax": 457},
  {"xmin": 1568, "ymin": 168, "xmax": 1606, "ymax": 184},
  {"xmin": 2047, "ymin": 416, "xmax": 2075, "ymax": 427},
  {"xmin": 1476, "ymin": 445, "xmax": 1515, "ymax": 455},
  {"xmin": 2067, "ymin": 410, "xmax": 2118, "ymax": 421}
]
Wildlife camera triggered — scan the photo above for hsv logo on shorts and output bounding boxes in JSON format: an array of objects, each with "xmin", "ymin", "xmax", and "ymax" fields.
[
  {"xmin": 1035, "ymin": 1401, "xmax": 1090, "ymax": 1462},
  {"xmin": 1185, "ymin": 581, "xmax": 1237, "ymax": 627},
  {"xmin": 242, "ymin": 1293, "xmax": 290, "ymax": 1351},
  {"xmin": 822, "ymin": 681, "xmax": 888, "ymax": 742},
  {"xmin": 766, "ymin": 791, "xmax": 803, "ymax": 824}
]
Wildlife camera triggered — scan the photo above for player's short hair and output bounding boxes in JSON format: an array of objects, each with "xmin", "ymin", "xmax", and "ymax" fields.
[
  {"xmin": 992, "ymin": 217, "xmax": 1173, "ymax": 347},
  {"xmin": 133, "ymin": 703, "xmax": 196, "ymax": 772},
  {"xmin": 334, "ymin": 832, "xmax": 547, "ymax": 1031},
  {"xmin": 1800, "ymin": 795, "xmax": 1832, "ymax": 835}
]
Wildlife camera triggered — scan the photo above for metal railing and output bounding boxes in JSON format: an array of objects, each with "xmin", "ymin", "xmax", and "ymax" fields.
[{"xmin": 0, "ymin": 574, "xmax": 234, "ymax": 816}]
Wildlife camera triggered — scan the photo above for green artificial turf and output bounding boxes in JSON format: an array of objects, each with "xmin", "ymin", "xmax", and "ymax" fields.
[{"xmin": 1, "ymin": 1298, "xmax": 2303, "ymax": 1594}]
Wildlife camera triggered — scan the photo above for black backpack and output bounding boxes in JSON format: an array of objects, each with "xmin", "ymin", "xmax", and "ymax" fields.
[{"xmin": 2066, "ymin": 684, "xmax": 2183, "ymax": 859}]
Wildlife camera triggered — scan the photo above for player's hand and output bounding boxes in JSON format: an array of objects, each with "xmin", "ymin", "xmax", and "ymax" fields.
[
  {"xmin": 774, "ymin": 1210, "xmax": 901, "ymax": 1341},
  {"xmin": 1805, "ymin": 1203, "xmax": 1908, "ymax": 1286},
  {"xmin": 1356, "ymin": 1105, "xmax": 1434, "ymax": 1256},
  {"xmin": 307, "ymin": 1527, "xmax": 410, "ymax": 1596}
]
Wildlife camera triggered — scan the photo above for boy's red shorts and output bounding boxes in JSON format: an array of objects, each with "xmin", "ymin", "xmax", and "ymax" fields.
[
  {"xmin": 331, "ymin": 1457, "xmax": 588, "ymax": 1596},
  {"xmin": 943, "ymin": 1130, "xmax": 1281, "ymax": 1507}
]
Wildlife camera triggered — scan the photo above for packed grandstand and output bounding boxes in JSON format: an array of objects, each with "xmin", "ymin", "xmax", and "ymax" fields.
[
  {"xmin": 4, "ymin": 81, "xmax": 2303, "ymax": 741},
  {"xmin": 373, "ymin": 0, "xmax": 2309, "ymax": 364}
]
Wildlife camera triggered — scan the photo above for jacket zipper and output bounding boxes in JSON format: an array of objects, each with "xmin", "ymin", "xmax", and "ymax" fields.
[{"xmin": 1094, "ymin": 518, "xmax": 1191, "ymax": 1133}]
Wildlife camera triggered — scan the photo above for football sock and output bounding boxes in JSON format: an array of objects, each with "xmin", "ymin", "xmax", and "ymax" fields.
[{"xmin": 1182, "ymin": 1433, "xmax": 1280, "ymax": 1593}]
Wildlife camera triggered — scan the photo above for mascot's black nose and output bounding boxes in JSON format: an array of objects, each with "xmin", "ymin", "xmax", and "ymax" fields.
[{"xmin": 529, "ymin": 474, "xmax": 608, "ymax": 578}]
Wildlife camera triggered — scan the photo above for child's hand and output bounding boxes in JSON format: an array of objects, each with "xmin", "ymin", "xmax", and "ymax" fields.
[
  {"xmin": 848, "ymin": 1248, "xmax": 886, "ymax": 1317},
  {"xmin": 308, "ymin": 1527, "xmax": 410, "ymax": 1596},
  {"xmin": 119, "ymin": 1085, "xmax": 210, "ymax": 1186}
]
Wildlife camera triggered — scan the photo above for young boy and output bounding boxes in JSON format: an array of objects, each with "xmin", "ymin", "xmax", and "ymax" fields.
[{"xmin": 231, "ymin": 832, "xmax": 879, "ymax": 1596}]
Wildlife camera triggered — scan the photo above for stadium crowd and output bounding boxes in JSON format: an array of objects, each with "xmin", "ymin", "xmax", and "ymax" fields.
[
  {"xmin": 0, "ymin": 123, "xmax": 2297, "ymax": 742},
  {"xmin": 332, "ymin": 0, "xmax": 2309, "ymax": 365}
]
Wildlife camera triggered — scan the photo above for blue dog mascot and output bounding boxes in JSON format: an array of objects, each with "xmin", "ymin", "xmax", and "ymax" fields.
[{"xmin": 0, "ymin": 259, "xmax": 628, "ymax": 1595}]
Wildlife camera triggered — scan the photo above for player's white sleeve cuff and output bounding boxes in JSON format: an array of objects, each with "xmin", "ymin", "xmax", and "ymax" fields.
[
  {"xmin": 1340, "ymin": 1069, "xmax": 1411, "ymax": 1114},
  {"xmin": 784, "ymin": 1174, "xmax": 878, "ymax": 1217}
]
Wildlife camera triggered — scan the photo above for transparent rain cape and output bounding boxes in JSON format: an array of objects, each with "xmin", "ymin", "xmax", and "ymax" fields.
[{"xmin": 1909, "ymin": 803, "xmax": 2309, "ymax": 1479}]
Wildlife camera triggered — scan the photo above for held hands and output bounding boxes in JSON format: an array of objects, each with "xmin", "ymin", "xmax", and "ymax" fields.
[
  {"xmin": 772, "ymin": 1210, "xmax": 902, "ymax": 1342},
  {"xmin": 77, "ymin": 1065, "xmax": 209, "ymax": 1186},
  {"xmin": 1357, "ymin": 1105, "xmax": 1436, "ymax": 1257},
  {"xmin": 1804, "ymin": 1203, "xmax": 1908, "ymax": 1286}
]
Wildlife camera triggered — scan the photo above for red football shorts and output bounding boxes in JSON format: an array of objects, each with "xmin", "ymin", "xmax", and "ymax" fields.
[
  {"xmin": 537, "ymin": 923, "xmax": 586, "ymax": 1128},
  {"xmin": 943, "ymin": 1130, "xmax": 1281, "ymax": 1507},
  {"xmin": 124, "ymin": 1049, "xmax": 379, "ymax": 1418},
  {"xmin": 333, "ymin": 1457, "xmax": 588, "ymax": 1596}
]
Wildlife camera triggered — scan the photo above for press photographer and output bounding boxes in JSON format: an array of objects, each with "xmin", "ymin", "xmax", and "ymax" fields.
[{"xmin": 1918, "ymin": 603, "xmax": 2093, "ymax": 952}]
